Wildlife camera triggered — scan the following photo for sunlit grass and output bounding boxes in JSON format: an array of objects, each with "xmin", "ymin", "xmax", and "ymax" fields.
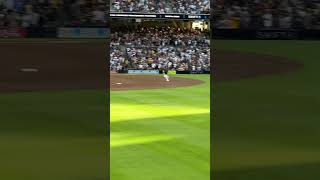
[
  {"xmin": 110, "ymin": 74, "xmax": 210, "ymax": 180},
  {"xmin": 111, "ymin": 104, "xmax": 209, "ymax": 122},
  {"xmin": 111, "ymin": 133, "xmax": 176, "ymax": 147}
]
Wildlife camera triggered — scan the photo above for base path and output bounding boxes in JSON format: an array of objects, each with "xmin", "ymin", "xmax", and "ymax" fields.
[{"xmin": 111, "ymin": 74, "xmax": 203, "ymax": 91}]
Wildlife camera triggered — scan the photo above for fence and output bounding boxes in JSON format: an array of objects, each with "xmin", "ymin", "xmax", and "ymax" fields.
[
  {"xmin": 213, "ymin": 29, "xmax": 320, "ymax": 40},
  {"xmin": 0, "ymin": 27, "xmax": 110, "ymax": 39}
]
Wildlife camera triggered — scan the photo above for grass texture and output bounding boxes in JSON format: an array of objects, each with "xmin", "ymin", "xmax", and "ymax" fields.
[
  {"xmin": 110, "ymin": 75, "xmax": 210, "ymax": 180},
  {"xmin": 214, "ymin": 40, "xmax": 320, "ymax": 179}
]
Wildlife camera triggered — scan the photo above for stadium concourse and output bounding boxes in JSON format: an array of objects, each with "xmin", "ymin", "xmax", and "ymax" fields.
[{"xmin": 110, "ymin": 25, "xmax": 210, "ymax": 73}]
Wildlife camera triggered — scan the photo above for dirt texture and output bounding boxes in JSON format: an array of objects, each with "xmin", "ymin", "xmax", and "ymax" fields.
[
  {"xmin": 0, "ymin": 42, "xmax": 303, "ymax": 92},
  {"xmin": 110, "ymin": 74, "xmax": 203, "ymax": 91},
  {"xmin": 0, "ymin": 42, "xmax": 107, "ymax": 92},
  {"xmin": 214, "ymin": 50, "xmax": 303, "ymax": 82}
]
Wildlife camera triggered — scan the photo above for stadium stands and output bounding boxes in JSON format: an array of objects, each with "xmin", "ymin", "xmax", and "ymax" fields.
[
  {"xmin": 0, "ymin": 0, "xmax": 106, "ymax": 28},
  {"xmin": 110, "ymin": 0, "xmax": 210, "ymax": 14},
  {"xmin": 110, "ymin": 26, "xmax": 210, "ymax": 72},
  {"xmin": 212, "ymin": 0, "xmax": 320, "ymax": 29}
]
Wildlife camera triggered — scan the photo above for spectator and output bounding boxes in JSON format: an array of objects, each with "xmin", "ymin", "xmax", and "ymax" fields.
[
  {"xmin": 92, "ymin": 6, "xmax": 106, "ymax": 24},
  {"xmin": 262, "ymin": 9, "xmax": 273, "ymax": 28},
  {"xmin": 279, "ymin": 11, "xmax": 292, "ymax": 28},
  {"xmin": 111, "ymin": 0, "xmax": 210, "ymax": 14},
  {"xmin": 0, "ymin": 0, "xmax": 106, "ymax": 28},
  {"xmin": 110, "ymin": 26, "xmax": 210, "ymax": 72},
  {"xmin": 213, "ymin": 0, "xmax": 320, "ymax": 29}
]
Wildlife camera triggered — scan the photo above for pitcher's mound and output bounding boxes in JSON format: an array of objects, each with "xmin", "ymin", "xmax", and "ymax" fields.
[{"xmin": 111, "ymin": 74, "xmax": 204, "ymax": 91}]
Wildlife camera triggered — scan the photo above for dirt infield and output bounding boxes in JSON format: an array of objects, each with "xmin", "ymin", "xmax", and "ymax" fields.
[
  {"xmin": 111, "ymin": 74, "xmax": 203, "ymax": 91},
  {"xmin": 0, "ymin": 42, "xmax": 107, "ymax": 92},
  {"xmin": 215, "ymin": 50, "xmax": 303, "ymax": 82},
  {"xmin": 0, "ymin": 41, "xmax": 303, "ymax": 92}
]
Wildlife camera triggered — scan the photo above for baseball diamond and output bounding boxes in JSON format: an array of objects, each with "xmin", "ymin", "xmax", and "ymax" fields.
[
  {"xmin": 0, "ymin": 0, "xmax": 318, "ymax": 178},
  {"xmin": 0, "ymin": 41, "xmax": 301, "ymax": 92},
  {"xmin": 0, "ymin": 40, "xmax": 307, "ymax": 180}
]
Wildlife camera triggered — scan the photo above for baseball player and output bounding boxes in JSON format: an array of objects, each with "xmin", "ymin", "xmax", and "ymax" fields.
[{"xmin": 163, "ymin": 69, "xmax": 170, "ymax": 82}]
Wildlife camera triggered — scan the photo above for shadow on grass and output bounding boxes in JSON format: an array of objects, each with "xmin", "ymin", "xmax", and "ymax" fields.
[{"xmin": 213, "ymin": 161, "xmax": 320, "ymax": 180}]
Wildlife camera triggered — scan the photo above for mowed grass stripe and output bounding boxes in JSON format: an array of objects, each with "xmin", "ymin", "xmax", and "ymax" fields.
[
  {"xmin": 214, "ymin": 40, "xmax": 320, "ymax": 180},
  {"xmin": 111, "ymin": 74, "xmax": 210, "ymax": 180},
  {"xmin": 0, "ymin": 90, "xmax": 108, "ymax": 180}
]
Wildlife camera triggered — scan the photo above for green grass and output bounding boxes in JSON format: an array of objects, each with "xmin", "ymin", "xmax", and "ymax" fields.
[
  {"xmin": 2, "ymin": 40, "xmax": 319, "ymax": 179},
  {"xmin": 214, "ymin": 40, "xmax": 320, "ymax": 179},
  {"xmin": 0, "ymin": 90, "xmax": 108, "ymax": 180},
  {"xmin": 110, "ymin": 75, "xmax": 210, "ymax": 180}
]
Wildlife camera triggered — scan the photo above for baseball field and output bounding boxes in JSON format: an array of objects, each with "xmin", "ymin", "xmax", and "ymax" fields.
[
  {"xmin": 110, "ymin": 74, "xmax": 210, "ymax": 180},
  {"xmin": 0, "ymin": 40, "xmax": 108, "ymax": 180},
  {"xmin": 214, "ymin": 40, "xmax": 320, "ymax": 179},
  {"xmin": 1, "ymin": 40, "xmax": 319, "ymax": 179}
]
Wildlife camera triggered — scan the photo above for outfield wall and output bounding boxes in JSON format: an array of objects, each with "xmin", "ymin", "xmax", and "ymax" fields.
[
  {"xmin": 0, "ymin": 27, "xmax": 110, "ymax": 39},
  {"xmin": 3, "ymin": 27, "xmax": 319, "ymax": 40},
  {"xmin": 118, "ymin": 70, "xmax": 210, "ymax": 74},
  {"xmin": 213, "ymin": 29, "xmax": 320, "ymax": 40}
]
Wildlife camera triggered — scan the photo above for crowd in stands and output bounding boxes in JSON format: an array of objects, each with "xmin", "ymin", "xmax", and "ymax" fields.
[
  {"xmin": 213, "ymin": 0, "xmax": 320, "ymax": 29},
  {"xmin": 110, "ymin": 26, "xmax": 210, "ymax": 72},
  {"xmin": 111, "ymin": 0, "xmax": 210, "ymax": 14},
  {"xmin": 0, "ymin": 0, "xmax": 106, "ymax": 28}
]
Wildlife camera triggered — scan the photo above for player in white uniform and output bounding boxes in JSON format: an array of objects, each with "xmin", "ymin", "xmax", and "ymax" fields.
[{"xmin": 163, "ymin": 69, "xmax": 170, "ymax": 82}]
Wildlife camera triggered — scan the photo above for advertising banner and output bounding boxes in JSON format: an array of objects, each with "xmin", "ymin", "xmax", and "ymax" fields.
[
  {"xmin": 128, "ymin": 70, "xmax": 159, "ymax": 74},
  {"xmin": 168, "ymin": 70, "xmax": 177, "ymax": 74},
  {"xmin": 109, "ymin": 13, "xmax": 209, "ymax": 20},
  {"xmin": 0, "ymin": 27, "xmax": 26, "ymax": 38},
  {"xmin": 58, "ymin": 27, "xmax": 110, "ymax": 38},
  {"xmin": 255, "ymin": 29, "xmax": 299, "ymax": 39},
  {"xmin": 212, "ymin": 29, "xmax": 320, "ymax": 39}
]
